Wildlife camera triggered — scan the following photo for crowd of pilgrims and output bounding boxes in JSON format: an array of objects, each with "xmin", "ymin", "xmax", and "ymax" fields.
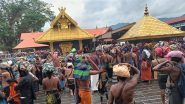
[{"xmin": 0, "ymin": 41, "xmax": 185, "ymax": 104}]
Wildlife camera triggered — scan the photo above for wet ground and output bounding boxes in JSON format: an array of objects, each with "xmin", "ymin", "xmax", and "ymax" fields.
[{"xmin": 34, "ymin": 80, "xmax": 165, "ymax": 104}]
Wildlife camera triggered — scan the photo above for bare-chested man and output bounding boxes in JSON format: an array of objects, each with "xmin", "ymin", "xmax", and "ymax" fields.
[
  {"xmin": 122, "ymin": 46, "xmax": 138, "ymax": 68},
  {"xmin": 108, "ymin": 63, "xmax": 140, "ymax": 104},
  {"xmin": 111, "ymin": 47, "xmax": 122, "ymax": 65},
  {"xmin": 152, "ymin": 47, "xmax": 168, "ymax": 104},
  {"xmin": 101, "ymin": 51, "xmax": 113, "ymax": 80},
  {"xmin": 74, "ymin": 56, "xmax": 104, "ymax": 104},
  {"xmin": 42, "ymin": 63, "xmax": 61, "ymax": 104},
  {"xmin": 153, "ymin": 51, "xmax": 184, "ymax": 104}
]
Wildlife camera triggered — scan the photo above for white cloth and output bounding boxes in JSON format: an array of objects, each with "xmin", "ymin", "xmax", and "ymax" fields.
[
  {"xmin": 67, "ymin": 62, "xmax": 74, "ymax": 68},
  {"xmin": 143, "ymin": 49, "xmax": 151, "ymax": 58},
  {"xmin": 29, "ymin": 72, "xmax": 38, "ymax": 80},
  {"xmin": 91, "ymin": 74, "xmax": 99, "ymax": 91}
]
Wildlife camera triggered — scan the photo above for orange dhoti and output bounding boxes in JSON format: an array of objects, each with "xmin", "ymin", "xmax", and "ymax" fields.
[
  {"xmin": 79, "ymin": 89, "xmax": 92, "ymax": 104},
  {"xmin": 141, "ymin": 60, "xmax": 152, "ymax": 81}
]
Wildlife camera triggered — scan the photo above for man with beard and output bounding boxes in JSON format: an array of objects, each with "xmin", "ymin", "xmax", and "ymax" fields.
[
  {"xmin": 14, "ymin": 61, "xmax": 36, "ymax": 104},
  {"xmin": 108, "ymin": 63, "xmax": 140, "ymax": 104}
]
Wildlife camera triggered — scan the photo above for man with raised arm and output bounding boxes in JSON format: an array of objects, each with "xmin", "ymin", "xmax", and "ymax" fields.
[
  {"xmin": 73, "ymin": 55, "xmax": 104, "ymax": 104},
  {"xmin": 108, "ymin": 63, "xmax": 140, "ymax": 104}
]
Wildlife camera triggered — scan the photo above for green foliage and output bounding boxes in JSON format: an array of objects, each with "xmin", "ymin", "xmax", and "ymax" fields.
[{"xmin": 0, "ymin": 0, "xmax": 54, "ymax": 51}]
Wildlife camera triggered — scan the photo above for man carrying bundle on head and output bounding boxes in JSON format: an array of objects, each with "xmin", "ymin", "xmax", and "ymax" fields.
[
  {"xmin": 73, "ymin": 55, "xmax": 104, "ymax": 104},
  {"xmin": 153, "ymin": 50, "xmax": 185, "ymax": 104},
  {"xmin": 152, "ymin": 46, "xmax": 170, "ymax": 104},
  {"xmin": 108, "ymin": 63, "xmax": 140, "ymax": 104},
  {"xmin": 42, "ymin": 63, "xmax": 61, "ymax": 104}
]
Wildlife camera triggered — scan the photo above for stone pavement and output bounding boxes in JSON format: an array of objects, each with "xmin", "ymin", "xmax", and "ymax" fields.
[{"xmin": 34, "ymin": 80, "xmax": 165, "ymax": 104}]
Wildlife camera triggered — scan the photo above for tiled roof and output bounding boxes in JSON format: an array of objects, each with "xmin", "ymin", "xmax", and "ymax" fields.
[
  {"xmin": 85, "ymin": 27, "xmax": 110, "ymax": 37},
  {"xmin": 20, "ymin": 32, "xmax": 44, "ymax": 40},
  {"xmin": 14, "ymin": 32, "xmax": 48, "ymax": 49},
  {"xmin": 14, "ymin": 27, "xmax": 108, "ymax": 49},
  {"xmin": 14, "ymin": 38, "xmax": 48, "ymax": 49},
  {"xmin": 166, "ymin": 16, "xmax": 185, "ymax": 24}
]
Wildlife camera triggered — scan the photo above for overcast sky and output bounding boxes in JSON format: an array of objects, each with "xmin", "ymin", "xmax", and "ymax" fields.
[{"xmin": 41, "ymin": 0, "xmax": 185, "ymax": 30}]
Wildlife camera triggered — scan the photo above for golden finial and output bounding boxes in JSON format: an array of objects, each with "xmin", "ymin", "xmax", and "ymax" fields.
[
  {"xmin": 58, "ymin": 7, "xmax": 66, "ymax": 12},
  {"xmin": 144, "ymin": 4, "xmax": 149, "ymax": 16},
  {"xmin": 58, "ymin": 7, "xmax": 66, "ymax": 17}
]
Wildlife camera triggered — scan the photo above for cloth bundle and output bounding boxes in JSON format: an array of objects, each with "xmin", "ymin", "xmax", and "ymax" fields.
[
  {"xmin": 73, "ymin": 56, "xmax": 91, "ymax": 80},
  {"xmin": 113, "ymin": 64, "xmax": 130, "ymax": 78},
  {"xmin": 42, "ymin": 63, "xmax": 58, "ymax": 75},
  {"xmin": 165, "ymin": 51, "xmax": 184, "ymax": 63}
]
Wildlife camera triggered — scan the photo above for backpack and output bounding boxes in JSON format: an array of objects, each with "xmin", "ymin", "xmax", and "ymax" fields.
[{"xmin": 178, "ymin": 64, "xmax": 185, "ymax": 97}]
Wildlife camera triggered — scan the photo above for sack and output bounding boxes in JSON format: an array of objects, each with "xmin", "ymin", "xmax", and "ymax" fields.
[{"xmin": 178, "ymin": 64, "xmax": 185, "ymax": 97}]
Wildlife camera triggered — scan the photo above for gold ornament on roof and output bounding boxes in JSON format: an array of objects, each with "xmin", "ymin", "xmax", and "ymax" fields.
[
  {"xmin": 58, "ymin": 7, "xmax": 66, "ymax": 12},
  {"xmin": 59, "ymin": 7, "xmax": 66, "ymax": 18},
  {"xmin": 58, "ymin": 18, "xmax": 70, "ymax": 29},
  {"xmin": 144, "ymin": 4, "xmax": 149, "ymax": 16},
  {"xmin": 36, "ymin": 7, "xmax": 93, "ymax": 43}
]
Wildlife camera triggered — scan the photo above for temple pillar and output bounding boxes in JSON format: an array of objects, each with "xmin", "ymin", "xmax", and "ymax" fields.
[
  {"xmin": 49, "ymin": 42, "xmax": 54, "ymax": 52},
  {"xmin": 79, "ymin": 40, "xmax": 83, "ymax": 50}
]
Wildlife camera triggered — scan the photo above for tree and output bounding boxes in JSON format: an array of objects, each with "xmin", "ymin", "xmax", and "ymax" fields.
[{"xmin": 0, "ymin": 0, "xmax": 54, "ymax": 50}]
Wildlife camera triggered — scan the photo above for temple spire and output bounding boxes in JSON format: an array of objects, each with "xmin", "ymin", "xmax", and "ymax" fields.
[
  {"xmin": 58, "ymin": 7, "xmax": 66, "ymax": 17},
  {"xmin": 144, "ymin": 4, "xmax": 149, "ymax": 16},
  {"xmin": 58, "ymin": 7, "xmax": 66, "ymax": 12}
]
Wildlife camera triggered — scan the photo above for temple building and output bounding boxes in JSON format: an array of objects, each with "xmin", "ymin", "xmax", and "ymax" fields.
[
  {"xmin": 166, "ymin": 15, "xmax": 185, "ymax": 31},
  {"xmin": 119, "ymin": 5, "xmax": 185, "ymax": 41},
  {"xmin": 14, "ymin": 7, "xmax": 110, "ymax": 53},
  {"xmin": 98, "ymin": 23, "xmax": 135, "ymax": 41},
  {"xmin": 36, "ymin": 7, "xmax": 94, "ymax": 53}
]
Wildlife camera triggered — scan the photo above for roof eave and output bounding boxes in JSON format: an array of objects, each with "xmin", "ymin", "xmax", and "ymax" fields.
[
  {"xmin": 119, "ymin": 32, "xmax": 185, "ymax": 41},
  {"xmin": 36, "ymin": 37, "xmax": 93, "ymax": 43}
]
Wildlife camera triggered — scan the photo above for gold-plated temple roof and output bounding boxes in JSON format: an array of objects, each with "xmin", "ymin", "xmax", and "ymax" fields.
[
  {"xmin": 119, "ymin": 5, "xmax": 184, "ymax": 41},
  {"xmin": 36, "ymin": 7, "xmax": 93, "ymax": 43}
]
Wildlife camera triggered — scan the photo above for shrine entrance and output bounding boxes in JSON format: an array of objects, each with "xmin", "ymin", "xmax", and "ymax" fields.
[{"xmin": 60, "ymin": 42, "xmax": 73, "ymax": 55}]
